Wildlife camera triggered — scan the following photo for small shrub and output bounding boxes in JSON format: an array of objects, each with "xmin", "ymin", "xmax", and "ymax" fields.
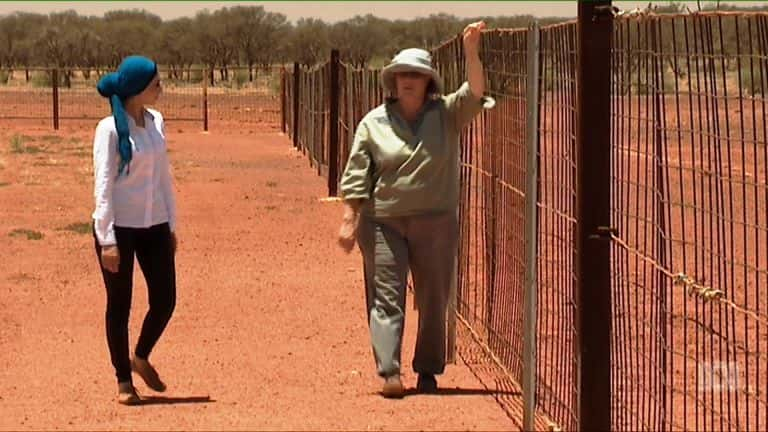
[
  {"xmin": 31, "ymin": 72, "xmax": 52, "ymax": 88},
  {"xmin": 59, "ymin": 222, "xmax": 91, "ymax": 235},
  {"xmin": 740, "ymin": 65, "xmax": 764, "ymax": 96},
  {"xmin": 267, "ymin": 73, "xmax": 282, "ymax": 95},
  {"xmin": 10, "ymin": 135, "xmax": 42, "ymax": 154},
  {"xmin": 189, "ymin": 68, "xmax": 203, "ymax": 84},
  {"xmin": 39, "ymin": 135, "xmax": 63, "ymax": 144},
  {"xmin": 69, "ymin": 150, "xmax": 90, "ymax": 158},
  {"xmin": 234, "ymin": 69, "xmax": 249, "ymax": 88},
  {"xmin": 9, "ymin": 228, "xmax": 44, "ymax": 240}
]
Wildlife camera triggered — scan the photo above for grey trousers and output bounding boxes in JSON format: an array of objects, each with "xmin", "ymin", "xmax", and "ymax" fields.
[{"xmin": 357, "ymin": 210, "xmax": 459, "ymax": 378}]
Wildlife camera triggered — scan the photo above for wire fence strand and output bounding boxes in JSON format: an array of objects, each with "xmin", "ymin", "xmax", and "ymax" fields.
[
  {"xmin": 285, "ymin": 12, "xmax": 767, "ymax": 431},
  {"xmin": 0, "ymin": 66, "xmax": 281, "ymax": 131}
]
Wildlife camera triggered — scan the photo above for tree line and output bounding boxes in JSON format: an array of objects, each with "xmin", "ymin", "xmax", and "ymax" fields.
[
  {"xmin": 0, "ymin": 6, "xmax": 567, "ymax": 72},
  {"xmin": 0, "ymin": 3, "xmax": 765, "ymax": 86}
]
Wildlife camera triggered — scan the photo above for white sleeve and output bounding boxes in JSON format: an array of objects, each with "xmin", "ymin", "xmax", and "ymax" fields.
[
  {"xmin": 158, "ymin": 115, "xmax": 177, "ymax": 232},
  {"xmin": 93, "ymin": 120, "xmax": 118, "ymax": 246}
]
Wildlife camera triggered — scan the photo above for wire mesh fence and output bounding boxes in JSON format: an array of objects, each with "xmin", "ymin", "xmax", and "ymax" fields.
[
  {"xmin": 436, "ymin": 22, "xmax": 580, "ymax": 431},
  {"xmin": 536, "ymin": 21, "xmax": 579, "ymax": 431},
  {"xmin": 611, "ymin": 11, "xmax": 768, "ymax": 431},
  {"xmin": 337, "ymin": 64, "xmax": 386, "ymax": 186},
  {"xmin": 0, "ymin": 68, "xmax": 55, "ymax": 127},
  {"xmin": 281, "ymin": 10, "xmax": 768, "ymax": 431},
  {"xmin": 0, "ymin": 66, "xmax": 281, "ymax": 130}
]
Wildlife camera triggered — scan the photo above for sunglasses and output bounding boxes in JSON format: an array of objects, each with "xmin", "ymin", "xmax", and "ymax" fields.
[{"xmin": 396, "ymin": 71, "xmax": 429, "ymax": 79}]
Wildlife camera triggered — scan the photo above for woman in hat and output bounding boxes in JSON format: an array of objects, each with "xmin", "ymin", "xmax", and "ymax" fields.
[
  {"xmin": 337, "ymin": 21, "xmax": 493, "ymax": 398},
  {"xmin": 92, "ymin": 55, "xmax": 178, "ymax": 405}
]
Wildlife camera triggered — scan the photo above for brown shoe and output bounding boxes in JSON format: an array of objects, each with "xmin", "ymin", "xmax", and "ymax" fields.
[
  {"xmin": 131, "ymin": 357, "xmax": 167, "ymax": 392},
  {"xmin": 117, "ymin": 381, "xmax": 141, "ymax": 405},
  {"xmin": 381, "ymin": 375, "xmax": 405, "ymax": 399}
]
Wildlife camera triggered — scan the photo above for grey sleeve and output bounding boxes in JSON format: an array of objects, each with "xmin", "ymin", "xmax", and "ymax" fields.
[{"xmin": 339, "ymin": 121, "xmax": 373, "ymax": 200}]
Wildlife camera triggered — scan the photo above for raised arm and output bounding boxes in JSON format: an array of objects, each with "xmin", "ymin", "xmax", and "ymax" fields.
[
  {"xmin": 464, "ymin": 21, "xmax": 486, "ymax": 98},
  {"xmin": 445, "ymin": 21, "xmax": 493, "ymax": 130}
]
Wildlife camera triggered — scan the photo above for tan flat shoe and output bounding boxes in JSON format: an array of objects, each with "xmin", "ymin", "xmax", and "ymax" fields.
[
  {"xmin": 131, "ymin": 357, "xmax": 167, "ymax": 392},
  {"xmin": 381, "ymin": 375, "xmax": 405, "ymax": 399},
  {"xmin": 117, "ymin": 381, "xmax": 141, "ymax": 405}
]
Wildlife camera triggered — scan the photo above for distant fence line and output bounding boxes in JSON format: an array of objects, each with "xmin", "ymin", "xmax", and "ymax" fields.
[
  {"xmin": 284, "ymin": 6, "xmax": 768, "ymax": 431},
  {"xmin": 0, "ymin": 66, "xmax": 282, "ymax": 130}
]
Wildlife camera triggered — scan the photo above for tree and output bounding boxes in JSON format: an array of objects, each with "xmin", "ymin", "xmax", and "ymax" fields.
[
  {"xmin": 254, "ymin": 12, "xmax": 291, "ymax": 68},
  {"xmin": 0, "ymin": 12, "xmax": 46, "ymax": 75},
  {"xmin": 34, "ymin": 11, "xmax": 87, "ymax": 87},
  {"xmin": 194, "ymin": 9, "xmax": 239, "ymax": 84},
  {"xmin": 331, "ymin": 15, "xmax": 390, "ymax": 65},
  {"xmin": 410, "ymin": 14, "xmax": 464, "ymax": 48},
  {"xmin": 226, "ymin": 6, "xmax": 278, "ymax": 80},
  {"xmin": 100, "ymin": 9, "xmax": 162, "ymax": 68},
  {"xmin": 288, "ymin": 18, "xmax": 330, "ymax": 66},
  {"xmin": 157, "ymin": 17, "xmax": 197, "ymax": 80}
]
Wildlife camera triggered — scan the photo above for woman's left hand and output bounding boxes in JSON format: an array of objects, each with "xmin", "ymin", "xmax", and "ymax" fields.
[{"xmin": 463, "ymin": 21, "xmax": 486, "ymax": 55}]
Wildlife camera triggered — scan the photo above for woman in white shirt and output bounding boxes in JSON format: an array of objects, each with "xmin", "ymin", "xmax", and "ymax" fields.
[{"xmin": 92, "ymin": 55, "xmax": 178, "ymax": 405}]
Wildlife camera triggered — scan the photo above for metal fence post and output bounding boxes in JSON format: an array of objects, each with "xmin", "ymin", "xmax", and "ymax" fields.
[
  {"xmin": 202, "ymin": 66, "xmax": 209, "ymax": 131},
  {"xmin": 293, "ymin": 62, "xmax": 300, "ymax": 150},
  {"xmin": 328, "ymin": 50, "xmax": 341, "ymax": 196},
  {"xmin": 523, "ymin": 22, "xmax": 540, "ymax": 432},
  {"xmin": 52, "ymin": 68, "xmax": 59, "ymax": 130},
  {"xmin": 576, "ymin": 2, "xmax": 613, "ymax": 430},
  {"xmin": 281, "ymin": 66, "xmax": 287, "ymax": 134}
]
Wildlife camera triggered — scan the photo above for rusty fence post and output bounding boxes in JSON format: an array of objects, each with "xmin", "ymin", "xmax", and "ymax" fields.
[
  {"xmin": 328, "ymin": 50, "xmax": 340, "ymax": 196},
  {"xmin": 576, "ymin": 1, "xmax": 613, "ymax": 430},
  {"xmin": 52, "ymin": 68, "xmax": 59, "ymax": 130},
  {"xmin": 293, "ymin": 62, "xmax": 300, "ymax": 150},
  {"xmin": 281, "ymin": 66, "xmax": 287, "ymax": 134},
  {"xmin": 202, "ymin": 66, "xmax": 209, "ymax": 131}
]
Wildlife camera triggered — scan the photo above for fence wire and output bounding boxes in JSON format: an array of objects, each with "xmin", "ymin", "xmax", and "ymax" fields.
[
  {"xmin": 436, "ymin": 28, "xmax": 538, "ymax": 427},
  {"xmin": 611, "ymin": 12, "xmax": 768, "ymax": 431},
  {"xmin": 537, "ymin": 22, "xmax": 579, "ymax": 431},
  {"xmin": 282, "ymin": 11, "xmax": 768, "ymax": 431},
  {"xmin": 0, "ymin": 66, "xmax": 281, "ymax": 130}
]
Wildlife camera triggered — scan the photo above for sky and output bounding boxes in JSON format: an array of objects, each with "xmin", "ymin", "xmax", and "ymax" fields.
[{"xmin": 0, "ymin": 1, "xmax": 765, "ymax": 22}]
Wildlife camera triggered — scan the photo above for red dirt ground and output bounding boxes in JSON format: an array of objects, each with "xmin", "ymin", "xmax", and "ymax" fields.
[{"xmin": 0, "ymin": 124, "xmax": 518, "ymax": 431}]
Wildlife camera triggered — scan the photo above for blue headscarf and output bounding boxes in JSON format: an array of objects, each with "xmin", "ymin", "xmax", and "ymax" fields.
[{"xmin": 97, "ymin": 56, "xmax": 158, "ymax": 175}]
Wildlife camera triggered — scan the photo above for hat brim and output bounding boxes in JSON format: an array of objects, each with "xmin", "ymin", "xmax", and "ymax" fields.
[{"xmin": 381, "ymin": 63, "xmax": 443, "ymax": 94}]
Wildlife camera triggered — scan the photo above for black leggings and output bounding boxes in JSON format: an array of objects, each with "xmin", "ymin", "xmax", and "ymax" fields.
[{"xmin": 93, "ymin": 222, "xmax": 176, "ymax": 383}]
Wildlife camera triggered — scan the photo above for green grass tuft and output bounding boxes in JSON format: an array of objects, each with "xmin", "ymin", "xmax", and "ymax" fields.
[
  {"xmin": 59, "ymin": 222, "xmax": 91, "ymax": 235},
  {"xmin": 9, "ymin": 228, "xmax": 44, "ymax": 240},
  {"xmin": 10, "ymin": 135, "xmax": 43, "ymax": 154}
]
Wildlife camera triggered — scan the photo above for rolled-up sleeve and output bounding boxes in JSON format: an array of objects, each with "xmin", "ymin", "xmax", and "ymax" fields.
[
  {"xmin": 339, "ymin": 121, "xmax": 374, "ymax": 200},
  {"xmin": 445, "ymin": 81, "xmax": 493, "ymax": 130},
  {"xmin": 92, "ymin": 121, "xmax": 118, "ymax": 246}
]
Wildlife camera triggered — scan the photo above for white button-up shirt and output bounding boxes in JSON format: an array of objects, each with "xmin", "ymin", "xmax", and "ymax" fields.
[{"xmin": 92, "ymin": 109, "xmax": 177, "ymax": 246}]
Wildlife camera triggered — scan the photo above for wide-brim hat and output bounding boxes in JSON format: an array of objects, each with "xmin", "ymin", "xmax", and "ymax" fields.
[{"xmin": 381, "ymin": 48, "xmax": 443, "ymax": 94}]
